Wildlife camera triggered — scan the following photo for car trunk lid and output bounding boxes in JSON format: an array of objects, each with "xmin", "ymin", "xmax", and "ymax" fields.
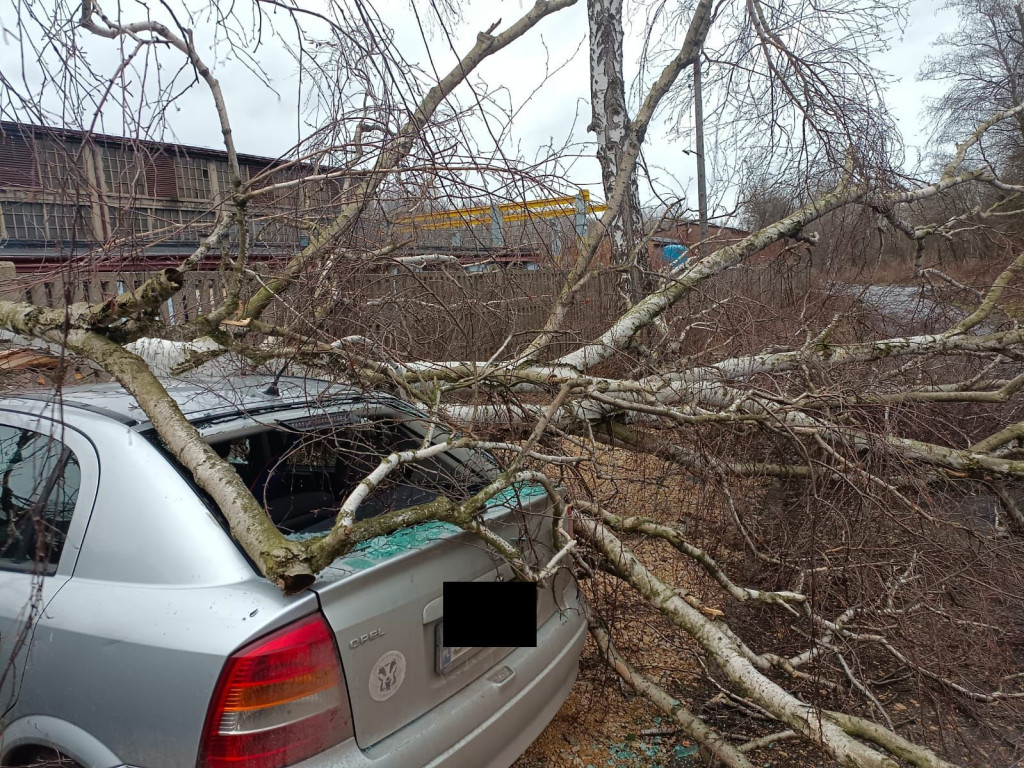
[{"xmin": 309, "ymin": 483, "xmax": 562, "ymax": 749}]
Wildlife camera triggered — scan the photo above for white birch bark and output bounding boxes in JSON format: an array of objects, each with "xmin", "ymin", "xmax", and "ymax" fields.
[
  {"xmin": 588, "ymin": 0, "xmax": 645, "ymax": 304},
  {"xmin": 577, "ymin": 517, "xmax": 911, "ymax": 768}
]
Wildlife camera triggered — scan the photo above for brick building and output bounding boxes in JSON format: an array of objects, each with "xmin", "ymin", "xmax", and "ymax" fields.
[{"xmin": 0, "ymin": 122, "xmax": 344, "ymax": 273}]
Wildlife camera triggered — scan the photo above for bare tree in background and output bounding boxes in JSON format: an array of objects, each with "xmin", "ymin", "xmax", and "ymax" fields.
[
  {"xmin": 921, "ymin": 0, "xmax": 1024, "ymax": 177},
  {"xmin": 736, "ymin": 170, "xmax": 801, "ymax": 232},
  {"xmin": 2, "ymin": 0, "xmax": 1024, "ymax": 766}
]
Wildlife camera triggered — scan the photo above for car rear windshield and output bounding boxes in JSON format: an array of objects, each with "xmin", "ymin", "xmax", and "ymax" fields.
[{"xmin": 207, "ymin": 412, "xmax": 496, "ymax": 536}]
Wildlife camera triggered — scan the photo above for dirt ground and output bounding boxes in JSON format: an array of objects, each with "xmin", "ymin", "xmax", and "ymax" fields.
[
  {"xmin": 511, "ymin": 638, "xmax": 836, "ymax": 768},
  {"xmin": 511, "ymin": 443, "xmax": 1024, "ymax": 768},
  {"xmin": 510, "ymin": 450, "xmax": 816, "ymax": 768},
  {"xmin": 510, "ymin": 444, "xmax": 931, "ymax": 768},
  {"xmin": 511, "ymin": 641, "xmax": 704, "ymax": 768}
]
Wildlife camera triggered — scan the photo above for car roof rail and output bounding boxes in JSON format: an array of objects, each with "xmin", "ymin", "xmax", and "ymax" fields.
[{"xmin": 5, "ymin": 394, "xmax": 141, "ymax": 427}]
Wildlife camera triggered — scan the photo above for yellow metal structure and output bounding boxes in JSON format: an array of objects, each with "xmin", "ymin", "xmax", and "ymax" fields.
[{"xmin": 396, "ymin": 190, "xmax": 606, "ymax": 231}]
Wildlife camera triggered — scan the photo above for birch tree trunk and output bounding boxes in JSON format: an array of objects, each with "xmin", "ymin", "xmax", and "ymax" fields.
[{"xmin": 588, "ymin": 0, "xmax": 646, "ymax": 306}]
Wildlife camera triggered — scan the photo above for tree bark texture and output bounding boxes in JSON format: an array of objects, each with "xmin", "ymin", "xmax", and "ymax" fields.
[{"xmin": 588, "ymin": 0, "xmax": 646, "ymax": 305}]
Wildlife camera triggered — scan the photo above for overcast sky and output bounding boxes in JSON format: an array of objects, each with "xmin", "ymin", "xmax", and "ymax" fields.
[{"xmin": 2, "ymin": 0, "xmax": 960, "ymax": 214}]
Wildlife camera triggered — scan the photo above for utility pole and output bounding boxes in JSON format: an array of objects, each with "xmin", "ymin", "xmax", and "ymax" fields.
[{"xmin": 693, "ymin": 51, "xmax": 709, "ymax": 250}]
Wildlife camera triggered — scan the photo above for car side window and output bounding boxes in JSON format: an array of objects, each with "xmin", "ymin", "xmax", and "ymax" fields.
[{"xmin": 0, "ymin": 425, "xmax": 81, "ymax": 574}]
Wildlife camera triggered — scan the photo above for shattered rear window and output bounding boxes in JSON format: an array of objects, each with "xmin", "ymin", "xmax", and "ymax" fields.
[{"xmin": 208, "ymin": 412, "xmax": 496, "ymax": 536}]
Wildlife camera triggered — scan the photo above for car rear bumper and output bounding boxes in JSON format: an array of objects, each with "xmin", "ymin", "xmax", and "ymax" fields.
[{"xmin": 299, "ymin": 587, "xmax": 586, "ymax": 768}]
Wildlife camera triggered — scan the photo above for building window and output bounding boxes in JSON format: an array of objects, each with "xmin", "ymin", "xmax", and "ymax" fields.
[
  {"xmin": 2, "ymin": 203, "xmax": 47, "ymax": 240},
  {"xmin": 214, "ymin": 161, "xmax": 247, "ymax": 198},
  {"xmin": 0, "ymin": 203, "xmax": 93, "ymax": 243},
  {"xmin": 183, "ymin": 209, "xmax": 217, "ymax": 238},
  {"xmin": 107, "ymin": 206, "xmax": 148, "ymax": 238},
  {"xmin": 47, "ymin": 205, "xmax": 94, "ymax": 242},
  {"xmin": 102, "ymin": 147, "xmax": 147, "ymax": 198},
  {"xmin": 256, "ymin": 166, "xmax": 301, "ymax": 210},
  {"xmin": 37, "ymin": 139, "xmax": 86, "ymax": 192},
  {"xmin": 149, "ymin": 208, "xmax": 216, "ymax": 243},
  {"xmin": 150, "ymin": 208, "xmax": 187, "ymax": 242},
  {"xmin": 175, "ymin": 156, "xmax": 211, "ymax": 200},
  {"xmin": 251, "ymin": 216, "xmax": 298, "ymax": 246},
  {"xmin": 301, "ymin": 178, "xmax": 343, "ymax": 212}
]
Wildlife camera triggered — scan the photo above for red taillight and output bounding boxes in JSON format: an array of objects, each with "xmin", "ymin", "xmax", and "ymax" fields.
[{"xmin": 198, "ymin": 614, "xmax": 353, "ymax": 768}]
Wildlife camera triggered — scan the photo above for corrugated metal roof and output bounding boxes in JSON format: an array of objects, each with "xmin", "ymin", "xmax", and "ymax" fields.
[{"xmin": 0, "ymin": 120, "xmax": 341, "ymax": 172}]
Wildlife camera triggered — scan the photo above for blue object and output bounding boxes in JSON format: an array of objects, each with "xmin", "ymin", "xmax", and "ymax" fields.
[{"xmin": 663, "ymin": 242, "xmax": 688, "ymax": 268}]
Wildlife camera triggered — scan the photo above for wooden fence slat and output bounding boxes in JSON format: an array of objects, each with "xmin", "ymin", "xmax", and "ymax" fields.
[
  {"xmin": 48, "ymin": 277, "xmax": 66, "ymax": 307},
  {"xmin": 191, "ymin": 275, "xmax": 207, "ymax": 314},
  {"xmin": 203, "ymin": 276, "xmax": 219, "ymax": 313},
  {"xmin": 0, "ymin": 262, "xmax": 18, "ymax": 302},
  {"xmin": 159, "ymin": 296, "xmax": 173, "ymax": 324},
  {"xmin": 86, "ymin": 279, "xmax": 103, "ymax": 304}
]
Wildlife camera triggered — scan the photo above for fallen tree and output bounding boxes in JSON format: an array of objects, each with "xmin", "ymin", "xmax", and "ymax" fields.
[{"xmin": 2, "ymin": 0, "xmax": 1024, "ymax": 764}]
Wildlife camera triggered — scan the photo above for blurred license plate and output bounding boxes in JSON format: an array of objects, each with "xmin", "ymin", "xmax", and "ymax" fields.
[{"xmin": 436, "ymin": 622, "xmax": 482, "ymax": 675}]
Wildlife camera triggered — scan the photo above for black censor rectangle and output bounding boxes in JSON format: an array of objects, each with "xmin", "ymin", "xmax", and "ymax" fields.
[{"xmin": 442, "ymin": 581, "xmax": 537, "ymax": 647}]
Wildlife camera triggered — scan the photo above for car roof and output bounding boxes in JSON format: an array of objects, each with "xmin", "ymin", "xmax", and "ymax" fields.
[{"xmin": 2, "ymin": 375, "xmax": 362, "ymax": 429}]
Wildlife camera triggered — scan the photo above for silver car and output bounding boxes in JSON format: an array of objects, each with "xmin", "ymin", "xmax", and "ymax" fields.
[{"xmin": 0, "ymin": 376, "xmax": 585, "ymax": 768}]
